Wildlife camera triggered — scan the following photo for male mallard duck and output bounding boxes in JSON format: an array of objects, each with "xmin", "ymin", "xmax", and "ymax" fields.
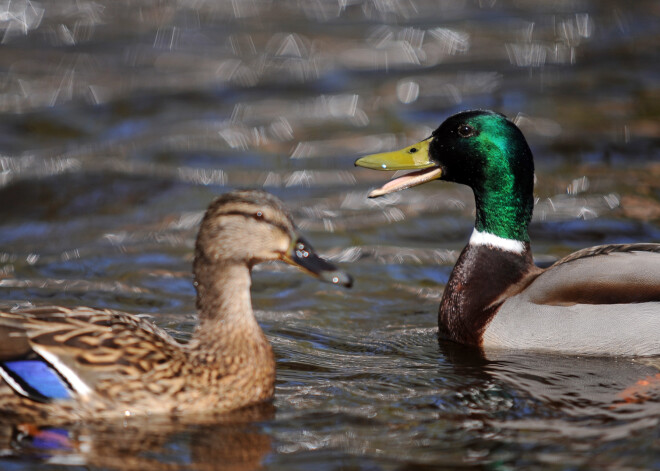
[
  {"xmin": 356, "ymin": 110, "xmax": 660, "ymax": 356},
  {"xmin": 0, "ymin": 190, "xmax": 352, "ymax": 422}
]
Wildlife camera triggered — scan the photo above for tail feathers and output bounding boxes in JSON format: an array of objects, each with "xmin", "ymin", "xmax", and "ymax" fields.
[{"xmin": 0, "ymin": 359, "xmax": 73, "ymax": 403}]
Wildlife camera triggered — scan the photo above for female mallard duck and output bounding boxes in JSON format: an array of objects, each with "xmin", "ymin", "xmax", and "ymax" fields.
[
  {"xmin": 356, "ymin": 110, "xmax": 660, "ymax": 356},
  {"xmin": 0, "ymin": 190, "xmax": 352, "ymax": 422}
]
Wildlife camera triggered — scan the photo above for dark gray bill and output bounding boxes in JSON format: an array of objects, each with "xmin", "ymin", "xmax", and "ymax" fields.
[{"xmin": 285, "ymin": 237, "xmax": 353, "ymax": 288}]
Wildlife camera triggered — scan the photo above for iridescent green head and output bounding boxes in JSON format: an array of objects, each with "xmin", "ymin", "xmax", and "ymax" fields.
[{"xmin": 355, "ymin": 110, "xmax": 535, "ymax": 242}]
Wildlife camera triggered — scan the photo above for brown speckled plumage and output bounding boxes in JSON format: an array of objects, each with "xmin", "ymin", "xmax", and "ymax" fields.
[{"xmin": 0, "ymin": 190, "xmax": 350, "ymax": 423}]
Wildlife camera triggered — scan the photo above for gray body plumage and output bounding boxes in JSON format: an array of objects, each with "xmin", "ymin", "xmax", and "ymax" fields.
[{"xmin": 483, "ymin": 249, "xmax": 660, "ymax": 356}]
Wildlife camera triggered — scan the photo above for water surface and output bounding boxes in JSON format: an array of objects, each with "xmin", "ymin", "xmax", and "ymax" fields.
[{"xmin": 0, "ymin": 0, "xmax": 659, "ymax": 469}]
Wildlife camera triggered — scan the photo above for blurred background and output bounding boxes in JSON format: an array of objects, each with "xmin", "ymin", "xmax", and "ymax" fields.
[{"xmin": 0, "ymin": 0, "xmax": 658, "ymax": 469}]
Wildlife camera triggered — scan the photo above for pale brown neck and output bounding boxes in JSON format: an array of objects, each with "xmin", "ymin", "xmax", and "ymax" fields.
[{"xmin": 191, "ymin": 262, "xmax": 271, "ymax": 364}]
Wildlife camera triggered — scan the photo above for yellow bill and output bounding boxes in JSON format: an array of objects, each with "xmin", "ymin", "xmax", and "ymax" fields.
[{"xmin": 355, "ymin": 138, "xmax": 442, "ymax": 198}]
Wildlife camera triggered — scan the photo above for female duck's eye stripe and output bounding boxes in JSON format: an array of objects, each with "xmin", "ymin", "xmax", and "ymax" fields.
[
  {"xmin": 218, "ymin": 210, "xmax": 290, "ymax": 234},
  {"xmin": 220, "ymin": 210, "xmax": 265, "ymax": 221}
]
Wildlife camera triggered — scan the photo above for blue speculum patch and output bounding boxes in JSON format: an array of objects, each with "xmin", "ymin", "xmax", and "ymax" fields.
[{"xmin": 2, "ymin": 360, "xmax": 71, "ymax": 400}]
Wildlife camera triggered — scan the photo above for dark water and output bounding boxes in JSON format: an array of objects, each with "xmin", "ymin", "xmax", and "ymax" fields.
[{"xmin": 0, "ymin": 0, "xmax": 659, "ymax": 469}]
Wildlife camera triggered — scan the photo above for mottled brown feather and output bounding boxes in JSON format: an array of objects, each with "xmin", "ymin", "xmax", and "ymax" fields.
[{"xmin": 0, "ymin": 190, "xmax": 343, "ymax": 423}]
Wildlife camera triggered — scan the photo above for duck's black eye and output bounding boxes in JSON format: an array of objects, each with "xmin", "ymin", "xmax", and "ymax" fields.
[
  {"xmin": 254, "ymin": 211, "xmax": 264, "ymax": 220},
  {"xmin": 409, "ymin": 147, "xmax": 418, "ymax": 153},
  {"xmin": 457, "ymin": 124, "xmax": 475, "ymax": 137}
]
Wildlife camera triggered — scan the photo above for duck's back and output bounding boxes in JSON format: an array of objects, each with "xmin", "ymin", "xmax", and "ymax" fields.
[{"xmin": 482, "ymin": 245, "xmax": 660, "ymax": 356}]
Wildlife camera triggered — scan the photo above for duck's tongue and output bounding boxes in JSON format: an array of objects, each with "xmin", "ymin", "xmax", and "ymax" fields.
[{"xmin": 367, "ymin": 167, "xmax": 443, "ymax": 198}]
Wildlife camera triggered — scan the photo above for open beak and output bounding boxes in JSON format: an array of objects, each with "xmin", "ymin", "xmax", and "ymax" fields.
[
  {"xmin": 354, "ymin": 137, "xmax": 442, "ymax": 198},
  {"xmin": 281, "ymin": 237, "xmax": 353, "ymax": 288}
]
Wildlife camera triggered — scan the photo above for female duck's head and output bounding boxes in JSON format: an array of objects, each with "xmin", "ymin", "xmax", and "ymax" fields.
[{"xmin": 194, "ymin": 190, "xmax": 352, "ymax": 286}]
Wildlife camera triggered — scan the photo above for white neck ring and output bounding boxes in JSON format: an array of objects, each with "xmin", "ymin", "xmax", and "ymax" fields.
[{"xmin": 469, "ymin": 228, "xmax": 525, "ymax": 254}]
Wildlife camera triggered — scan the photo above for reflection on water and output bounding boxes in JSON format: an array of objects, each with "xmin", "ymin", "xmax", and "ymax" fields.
[
  {"xmin": 0, "ymin": 0, "xmax": 659, "ymax": 469},
  {"xmin": 3, "ymin": 404, "xmax": 274, "ymax": 470}
]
